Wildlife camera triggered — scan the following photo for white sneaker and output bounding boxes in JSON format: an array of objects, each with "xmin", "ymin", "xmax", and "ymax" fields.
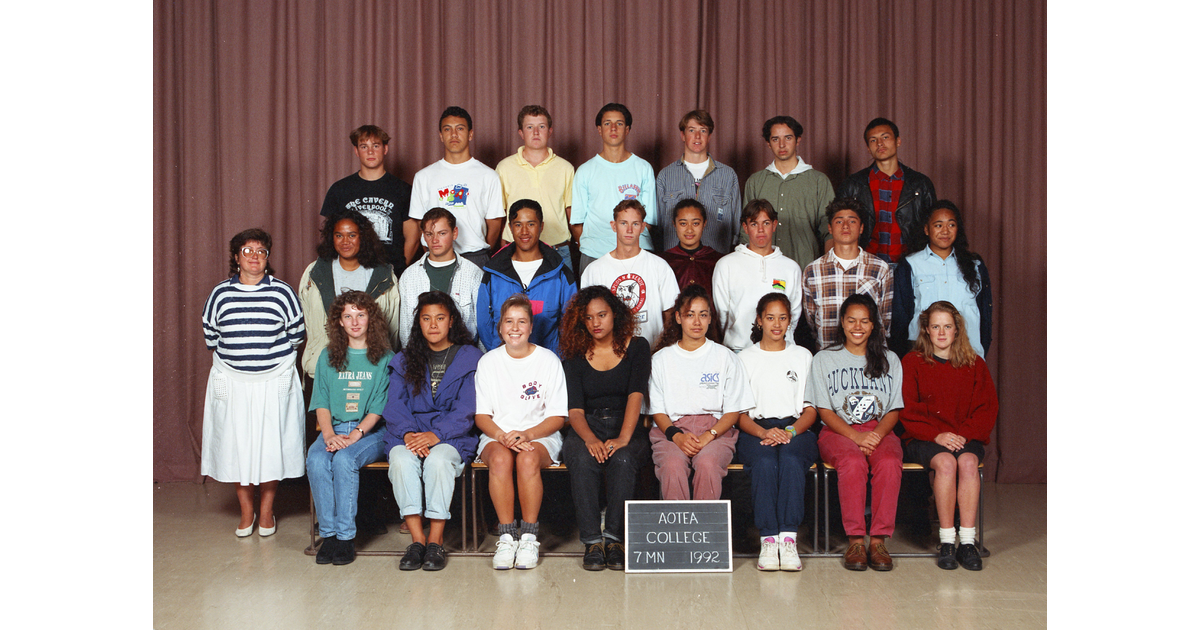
[
  {"xmin": 493, "ymin": 534, "xmax": 517, "ymax": 570},
  {"xmin": 514, "ymin": 533, "xmax": 541, "ymax": 569},
  {"xmin": 779, "ymin": 538, "xmax": 802, "ymax": 571},
  {"xmin": 757, "ymin": 539, "xmax": 780, "ymax": 571}
]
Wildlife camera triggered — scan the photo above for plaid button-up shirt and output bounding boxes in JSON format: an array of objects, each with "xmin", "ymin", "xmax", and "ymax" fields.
[
  {"xmin": 801, "ymin": 248, "xmax": 893, "ymax": 349},
  {"xmin": 865, "ymin": 165, "xmax": 905, "ymax": 263}
]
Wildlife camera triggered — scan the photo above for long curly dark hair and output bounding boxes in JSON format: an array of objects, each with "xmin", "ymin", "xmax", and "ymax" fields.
[
  {"xmin": 655, "ymin": 285, "xmax": 721, "ymax": 352},
  {"xmin": 748, "ymin": 292, "xmax": 791, "ymax": 344},
  {"xmin": 908, "ymin": 199, "xmax": 982, "ymax": 293},
  {"xmin": 402, "ymin": 291, "xmax": 474, "ymax": 396},
  {"xmin": 559, "ymin": 286, "xmax": 636, "ymax": 361},
  {"xmin": 316, "ymin": 209, "xmax": 387, "ymax": 268},
  {"xmin": 832, "ymin": 293, "xmax": 890, "ymax": 379},
  {"xmin": 324, "ymin": 291, "xmax": 392, "ymax": 370},
  {"xmin": 228, "ymin": 228, "xmax": 275, "ymax": 277}
]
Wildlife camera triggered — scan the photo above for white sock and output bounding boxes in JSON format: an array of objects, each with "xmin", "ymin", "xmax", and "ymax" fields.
[
  {"xmin": 958, "ymin": 527, "xmax": 976, "ymax": 545},
  {"xmin": 760, "ymin": 536, "xmax": 776, "ymax": 544},
  {"xmin": 939, "ymin": 527, "xmax": 957, "ymax": 544},
  {"xmin": 779, "ymin": 531, "xmax": 798, "ymax": 543}
]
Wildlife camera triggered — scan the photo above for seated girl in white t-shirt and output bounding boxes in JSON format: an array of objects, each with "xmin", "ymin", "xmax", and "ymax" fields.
[
  {"xmin": 474, "ymin": 293, "xmax": 567, "ymax": 570},
  {"xmin": 647, "ymin": 285, "xmax": 753, "ymax": 501}
]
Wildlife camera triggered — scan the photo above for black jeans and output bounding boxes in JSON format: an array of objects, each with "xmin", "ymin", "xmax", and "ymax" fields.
[{"xmin": 562, "ymin": 409, "xmax": 651, "ymax": 544}]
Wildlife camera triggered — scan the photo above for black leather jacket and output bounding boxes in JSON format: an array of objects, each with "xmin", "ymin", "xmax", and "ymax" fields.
[{"xmin": 835, "ymin": 162, "xmax": 936, "ymax": 261}]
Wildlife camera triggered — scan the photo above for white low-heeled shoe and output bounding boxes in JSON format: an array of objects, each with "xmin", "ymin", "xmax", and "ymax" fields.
[
  {"xmin": 235, "ymin": 515, "xmax": 256, "ymax": 538},
  {"xmin": 258, "ymin": 516, "xmax": 277, "ymax": 537}
]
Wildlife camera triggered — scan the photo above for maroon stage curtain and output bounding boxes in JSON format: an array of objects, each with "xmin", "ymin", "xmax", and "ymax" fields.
[{"xmin": 155, "ymin": 0, "xmax": 1045, "ymax": 482}]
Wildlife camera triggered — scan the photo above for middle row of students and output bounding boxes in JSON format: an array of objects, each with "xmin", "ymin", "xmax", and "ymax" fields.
[
  {"xmin": 308, "ymin": 278, "xmax": 996, "ymax": 576},
  {"xmin": 301, "ymin": 189, "xmax": 991, "ymax": 389}
]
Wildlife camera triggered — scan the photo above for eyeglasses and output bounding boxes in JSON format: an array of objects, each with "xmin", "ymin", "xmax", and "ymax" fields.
[{"xmin": 240, "ymin": 247, "xmax": 269, "ymax": 257}]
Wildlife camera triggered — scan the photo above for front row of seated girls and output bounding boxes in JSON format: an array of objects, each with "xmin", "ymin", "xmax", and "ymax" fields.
[{"xmin": 307, "ymin": 286, "xmax": 996, "ymax": 573}]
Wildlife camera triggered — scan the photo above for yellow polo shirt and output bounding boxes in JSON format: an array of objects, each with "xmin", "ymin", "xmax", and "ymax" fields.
[{"xmin": 495, "ymin": 146, "xmax": 574, "ymax": 246}]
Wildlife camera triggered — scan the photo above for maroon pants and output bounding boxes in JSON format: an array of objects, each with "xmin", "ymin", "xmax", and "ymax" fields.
[
  {"xmin": 649, "ymin": 414, "xmax": 738, "ymax": 501},
  {"xmin": 817, "ymin": 420, "xmax": 902, "ymax": 537}
]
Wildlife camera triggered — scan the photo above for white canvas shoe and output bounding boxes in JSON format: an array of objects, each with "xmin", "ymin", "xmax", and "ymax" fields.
[
  {"xmin": 757, "ymin": 539, "xmax": 780, "ymax": 571},
  {"xmin": 514, "ymin": 533, "xmax": 541, "ymax": 569},
  {"xmin": 779, "ymin": 538, "xmax": 802, "ymax": 571},
  {"xmin": 493, "ymin": 534, "xmax": 517, "ymax": 570}
]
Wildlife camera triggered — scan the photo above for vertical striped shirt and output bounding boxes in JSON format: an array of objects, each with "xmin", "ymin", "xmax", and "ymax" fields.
[
  {"xmin": 801, "ymin": 249, "xmax": 893, "ymax": 350},
  {"xmin": 202, "ymin": 275, "xmax": 305, "ymax": 372}
]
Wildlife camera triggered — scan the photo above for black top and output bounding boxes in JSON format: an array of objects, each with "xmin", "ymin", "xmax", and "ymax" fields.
[
  {"xmin": 563, "ymin": 337, "xmax": 652, "ymax": 413},
  {"xmin": 320, "ymin": 171, "xmax": 413, "ymax": 273}
]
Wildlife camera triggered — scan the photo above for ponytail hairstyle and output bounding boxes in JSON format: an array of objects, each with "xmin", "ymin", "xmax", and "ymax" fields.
[
  {"xmin": 911, "ymin": 200, "xmax": 983, "ymax": 294},
  {"xmin": 325, "ymin": 290, "xmax": 391, "ymax": 370},
  {"xmin": 911, "ymin": 301, "xmax": 977, "ymax": 368},
  {"xmin": 402, "ymin": 291, "xmax": 474, "ymax": 396},
  {"xmin": 833, "ymin": 293, "xmax": 890, "ymax": 379},
  {"xmin": 655, "ymin": 284, "xmax": 721, "ymax": 352},
  {"xmin": 749, "ymin": 292, "xmax": 792, "ymax": 344}
]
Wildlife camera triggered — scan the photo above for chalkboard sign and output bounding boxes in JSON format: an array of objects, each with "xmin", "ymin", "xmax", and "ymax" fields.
[{"xmin": 623, "ymin": 500, "xmax": 732, "ymax": 573}]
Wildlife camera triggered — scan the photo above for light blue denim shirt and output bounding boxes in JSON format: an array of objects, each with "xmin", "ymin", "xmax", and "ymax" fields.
[{"xmin": 905, "ymin": 246, "xmax": 985, "ymax": 357}]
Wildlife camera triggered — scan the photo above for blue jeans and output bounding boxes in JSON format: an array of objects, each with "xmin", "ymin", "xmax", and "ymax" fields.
[
  {"xmin": 735, "ymin": 417, "xmax": 819, "ymax": 537},
  {"xmin": 388, "ymin": 443, "xmax": 464, "ymax": 520},
  {"xmin": 305, "ymin": 422, "xmax": 387, "ymax": 540}
]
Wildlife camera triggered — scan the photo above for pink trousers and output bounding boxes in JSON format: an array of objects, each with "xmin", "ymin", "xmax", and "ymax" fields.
[
  {"xmin": 817, "ymin": 420, "xmax": 902, "ymax": 537},
  {"xmin": 649, "ymin": 414, "xmax": 738, "ymax": 501}
]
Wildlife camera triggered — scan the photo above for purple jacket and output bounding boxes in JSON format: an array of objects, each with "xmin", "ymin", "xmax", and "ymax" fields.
[{"xmin": 382, "ymin": 344, "xmax": 482, "ymax": 463}]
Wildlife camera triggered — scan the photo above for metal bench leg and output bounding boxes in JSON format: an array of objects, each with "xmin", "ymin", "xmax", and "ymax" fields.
[
  {"xmin": 977, "ymin": 468, "xmax": 989, "ymax": 557},
  {"xmin": 823, "ymin": 467, "xmax": 831, "ymax": 556},
  {"xmin": 460, "ymin": 473, "xmax": 467, "ymax": 553}
]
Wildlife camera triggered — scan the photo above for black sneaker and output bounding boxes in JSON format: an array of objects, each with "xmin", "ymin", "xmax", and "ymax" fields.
[
  {"xmin": 582, "ymin": 543, "xmax": 606, "ymax": 571},
  {"xmin": 331, "ymin": 538, "xmax": 356, "ymax": 565},
  {"xmin": 937, "ymin": 543, "xmax": 958, "ymax": 570},
  {"xmin": 956, "ymin": 543, "xmax": 982, "ymax": 571},
  {"xmin": 399, "ymin": 542, "xmax": 426, "ymax": 571},
  {"xmin": 422, "ymin": 543, "xmax": 447, "ymax": 571},
  {"xmin": 316, "ymin": 538, "xmax": 337, "ymax": 565},
  {"xmin": 605, "ymin": 541, "xmax": 625, "ymax": 571}
]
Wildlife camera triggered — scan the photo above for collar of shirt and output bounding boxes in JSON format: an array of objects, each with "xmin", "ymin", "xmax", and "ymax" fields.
[
  {"xmin": 232, "ymin": 275, "xmax": 271, "ymax": 286},
  {"xmin": 920, "ymin": 245, "xmax": 956, "ymax": 262},
  {"xmin": 827, "ymin": 247, "xmax": 864, "ymax": 269},
  {"xmin": 766, "ymin": 156, "xmax": 813, "ymax": 178},
  {"xmin": 869, "ymin": 164, "xmax": 905, "ymax": 182},
  {"xmin": 515, "ymin": 146, "xmax": 557, "ymax": 168},
  {"xmin": 679, "ymin": 156, "xmax": 714, "ymax": 176}
]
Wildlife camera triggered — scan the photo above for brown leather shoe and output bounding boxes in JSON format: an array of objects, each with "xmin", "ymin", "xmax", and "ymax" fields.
[
  {"xmin": 843, "ymin": 542, "xmax": 868, "ymax": 571},
  {"xmin": 868, "ymin": 541, "xmax": 893, "ymax": 571}
]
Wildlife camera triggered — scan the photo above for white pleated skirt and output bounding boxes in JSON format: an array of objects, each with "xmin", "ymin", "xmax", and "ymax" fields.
[{"xmin": 201, "ymin": 351, "xmax": 306, "ymax": 485}]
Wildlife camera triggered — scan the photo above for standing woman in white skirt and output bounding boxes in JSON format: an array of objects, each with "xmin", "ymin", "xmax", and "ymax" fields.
[{"xmin": 201, "ymin": 228, "xmax": 307, "ymax": 537}]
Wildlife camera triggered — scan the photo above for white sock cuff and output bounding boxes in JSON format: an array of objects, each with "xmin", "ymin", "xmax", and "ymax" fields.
[
  {"xmin": 939, "ymin": 527, "xmax": 957, "ymax": 544},
  {"xmin": 958, "ymin": 526, "xmax": 976, "ymax": 545}
]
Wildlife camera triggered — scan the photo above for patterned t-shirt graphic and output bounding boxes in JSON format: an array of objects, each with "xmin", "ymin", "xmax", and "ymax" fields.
[
  {"xmin": 439, "ymin": 185, "xmax": 469, "ymax": 207},
  {"xmin": 611, "ymin": 273, "xmax": 648, "ymax": 323},
  {"xmin": 842, "ymin": 391, "xmax": 883, "ymax": 424}
]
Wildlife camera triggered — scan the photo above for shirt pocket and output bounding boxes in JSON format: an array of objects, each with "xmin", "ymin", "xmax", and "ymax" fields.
[
  {"xmin": 709, "ymin": 195, "xmax": 731, "ymax": 223},
  {"xmin": 915, "ymin": 273, "xmax": 941, "ymax": 299}
]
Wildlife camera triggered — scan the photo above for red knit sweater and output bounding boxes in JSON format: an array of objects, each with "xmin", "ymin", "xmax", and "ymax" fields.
[{"xmin": 899, "ymin": 352, "xmax": 998, "ymax": 444}]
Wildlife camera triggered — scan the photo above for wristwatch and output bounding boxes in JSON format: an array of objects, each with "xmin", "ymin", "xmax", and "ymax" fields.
[{"xmin": 709, "ymin": 429, "xmax": 719, "ymax": 437}]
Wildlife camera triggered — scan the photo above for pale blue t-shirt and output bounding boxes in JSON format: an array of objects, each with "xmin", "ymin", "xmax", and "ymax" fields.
[{"xmin": 570, "ymin": 153, "xmax": 657, "ymax": 258}]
